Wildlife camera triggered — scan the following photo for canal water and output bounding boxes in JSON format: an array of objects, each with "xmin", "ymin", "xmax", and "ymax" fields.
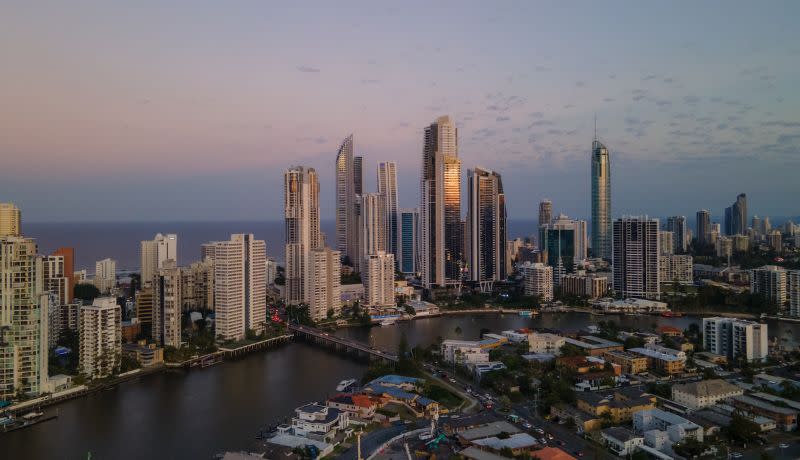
[{"xmin": 4, "ymin": 313, "xmax": 797, "ymax": 459}]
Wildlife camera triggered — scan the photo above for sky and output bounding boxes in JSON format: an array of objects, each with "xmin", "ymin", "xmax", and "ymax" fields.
[{"xmin": 1, "ymin": 1, "xmax": 799, "ymax": 223}]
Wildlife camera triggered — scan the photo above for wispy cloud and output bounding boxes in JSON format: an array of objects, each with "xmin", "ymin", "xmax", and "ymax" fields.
[{"xmin": 296, "ymin": 65, "xmax": 321, "ymax": 73}]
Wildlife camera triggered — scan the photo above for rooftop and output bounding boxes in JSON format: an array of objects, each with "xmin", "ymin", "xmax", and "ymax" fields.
[
  {"xmin": 370, "ymin": 375, "xmax": 421, "ymax": 386},
  {"xmin": 673, "ymin": 379, "xmax": 741, "ymax": 397},
  {"xmin": 629, "ymin": 347, "xmax": 682, "ymax": 362},
  {"xmin": 733, "ymin": 395, "xmax": 798, "ymax": 415},
  {"xmin": 564, "ymin": 335, "xmax": 622, "ymax": 349},
  {"xmin": 459, "ymin": 421, "xmax": 521, "ymax": 441},
  {"xmin": 601, "ymin": 426, "xmax": 642, "ymax": 442},
  {"xmin": 534, "ymin": 447, "xmax": 577, "ymax": 460},
  {"xmin": 472, "ymin": 432, "xmax": 539, "ymax": 450},
  {"xmin": 459, "ymin": 447, "xmax": 512, "ymax": 460}
]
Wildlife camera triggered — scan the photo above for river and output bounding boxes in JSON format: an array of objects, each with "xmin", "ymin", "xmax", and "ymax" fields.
[{"xmin": 4, "ymin": 313, "xmax": 798, "ymax": 459}]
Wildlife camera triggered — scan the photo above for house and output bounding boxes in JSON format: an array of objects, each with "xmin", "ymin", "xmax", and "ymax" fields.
[
  {"xmin": 528, "ymin": 332, "xmax": 565, "ymax": 355},
  {"xmin": 326, "ymin": 393, "xmax": 378, "ymax": 419},
  {"xmin": 369, "ymin": 375, "xmax": 421, "ymax": 391},
  {"xmin": 474, "ymin": 362, "xmax": 507, "ymax": 379},
  {"xmin": 633, "ymin": 409, "xmax": 703, "ymax": 454},
  {"xmin": 550, "ymin": 404, "xmax": 602, "ymax": 433},
  {"xmin": 657, "ymin": 326, "xmax": 683, "ymax": 337},
  {"xmin": 671, "ymin": 379, "xmax": 743, "ymax": 409},
  {"xmin": 576, "ymin": 390, "xmax": 656, "ymax": 424},
  {"xmin": 601, "ymin": 427, "xmax": 644, "ymax": 456},
  {"xmin": 363, "ymin": 382, "xmax": 439, "ymax": 417},
  {"xmin": 289, "ymin": 404, "xmax": 349, "ymax": 442}
]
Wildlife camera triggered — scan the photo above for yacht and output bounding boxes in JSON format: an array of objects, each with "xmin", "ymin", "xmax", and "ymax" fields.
[{"xmin": 336, "ymin": 379, "xmax": 358, "ymax": 392}]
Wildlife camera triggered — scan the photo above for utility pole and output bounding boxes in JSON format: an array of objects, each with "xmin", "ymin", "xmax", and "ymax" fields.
[{"xmin": 357, "ymin": 430, "xmax": 363, "ymax": 460}]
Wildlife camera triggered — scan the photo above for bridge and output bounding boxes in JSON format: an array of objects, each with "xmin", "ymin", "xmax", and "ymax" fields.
[{"xmin": 288, "ymin": 323, "xmax": 399, "ymax": 364}]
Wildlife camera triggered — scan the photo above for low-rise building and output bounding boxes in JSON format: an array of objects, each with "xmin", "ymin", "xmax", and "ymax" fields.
[
  {"xmin": 528, "ymin": 332, "xmax": 565, "ymax": 355},
  {"xmin": 629, "ymin": 347, "xmax": 685, "ymax": 375},
  {"xmin": 560, "ymin": 272, "xmax": 609, "ymax": 299},
  {"xmin": 589, "ymin": 298, "xmax": 669, "ymax": 314},
  {"xmin": 326, "ymin": 393, "xmax": 378, "ymax": 419},
  {"xmin": 753, "ymin": 373, "xmax": 800, "ymax": 392},
  {"xmin": 501, "ymin": 330, "xmax": 528, "ymax": 343},
  {"xmin": 601, "ymin": 427, "xmax": 643, "ymax": 457},
  {"xmin": 731, "ymin": 393, "xmax": 799, "ymax": 431},
  {"xmin": 471, "ymin": 432, "xmax": 539, "ymax": 455},
  {"xmin": 576, "ymin": 390, "xmax": 656, "ymax": 423},
  {"xmin": 671, "ymin": 379, "xmax": 743, "ymax": 409},
  {"xmin": 563, "ymin": 335, "xmax": 623, "ymax": 356},
  {"xmin": 602, "ymin": 350, "xmax": 648, "ymax": 374},
  {"xmin": 121, "ymin": 340, "xmax": 164, "ymax": 367},
  {"xmin": 633, "ymin": 408, "xmax": 703, "ymax": 454}
]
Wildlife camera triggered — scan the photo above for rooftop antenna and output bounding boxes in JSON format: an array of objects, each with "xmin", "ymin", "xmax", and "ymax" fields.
[{"xmin": 593, "ymin": 113, "xmax": 597, "ymax": 142}]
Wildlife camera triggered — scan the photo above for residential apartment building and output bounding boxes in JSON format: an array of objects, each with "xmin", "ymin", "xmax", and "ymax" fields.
[
  {"xmin": 466, "ymin": 167, "xmax": 507, "ymax": 284},
  {"xmin": 671, "ymin": 379, "xmax": 743, "ymax": 409},
  {"xmin": 0, "ymin": 203, "xmax": 21, "ymax": 237},
  {"xmin": 563, "ymin": 336, "xmax": 624, "ymax": 356},
  {"xmin": 591, "ymin": 137, "xmax": 612, "ymax": 260},
  {"xmin": 659, "ymin": 254, "xmax": 693, "ymax": 285},
  {"xmin": 602, "ymin": 350, "xmax": 649, "ymax": 374},
  {"xmin": 308, "ymin": 247, "xmax": 342, "ymax": 321},
  {"xmin": 528, "ymin": 332, "xmax": 565, "ymax": 355},
  {"xmin": 94, "ymin": 258, "xmax": 116, "ymax": 294},
  {"xmin": 140, "ymin": 233, "xmax": 178, "ymax": 287},
  {"xmin": 0, "ymin": 236, "xmax": 49, "ymax": 399},
  {"xmin": 335, "ymin": 135, "xmax": 359, "ymax": 271},
  {"xmin": 285, "ymin": 166, "xmax": 322, "ymax": 304},
  {"xmin": 750, "ymin": 265, "xmax": 788, "ymax": 311},
  {"xmin": 613, "ymin": 217, "xmax": 660, "ymax": 299},
  {"xmin": 520, "ymin": 262, "xmax": 553, "ymax": 301},
  {"xmin": 629, "ymin": 347, "xmax": 685, "ymax": 375},
  {"xmin": 398, "ymin": 208, "xmax": 419, "ymax": 275},
  {"xmin": 181, "ymin": 258, "xmax": 214, "ymax": 311},
  {"xmin": 363, "ymin": 251, "xmax": 395, "ymax": 307},
  {"xmin": 360, "ymin": 192, "xmax": 387, "ymax": 263},
  {"xmin": 666, "ymin": 216, "xmax": 688, "ymax": 253},
  {"xmin": 560, "ymin": 272, "xmax": 608, "ymax": 298},
  {"xmin": 377, "ymin": 161, "xmax": 399, "ymax": 265},
  {"xmin": 633, "ymin": 409, "xmax": 703, "ymax": 453},
  {"xmin": 153, "ymin": 259, "xmax": 182, "ymax": 347},
  {"xmin": 703, "ymin": 317, "xmax": 768, "ymax": 362},
  {"xmin": 79, "ymin": 297, "xmax": 121, "ymax": 379}
]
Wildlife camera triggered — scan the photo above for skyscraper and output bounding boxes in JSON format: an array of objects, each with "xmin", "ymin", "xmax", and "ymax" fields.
[
  {"xmin": 140, "ymin": 233, "xmax": 178, "ymax": 287},
  {"xmin": 52, "ymin": 247, "xmax": 75, "ymax": 302},
  {"xmin": 354, "ymin": 156, "xmax": 363, "ymax": 195},
  {"xmin": 696, "ymin": 210, "xmax": 711, "ymax": 245},
  {"xmin": 94, "ymin": 258, "xmax": 117, "ymax": 294},
  {"xmin": 79, "ymin": 297, "xmax": 121, "ymax": 378},
  {"xmin": 399, "ymin": 208, "xmax": 419, "ymax": 275},
  {"xmin": 377, "ymin": 162, "xmax": 399, "ymax": 264},
  {"xmin": 733, "ymin": 193, "xmax": 747, "ymax": 235},
  {"xmin": 466, "ymin": 167, "xmax": 507, "ymax": 285},
  {"xmin": 363, "ymin": 251, "xmax": 396, "ymax": 307},
  {"xmin": 591, "ymin": 136, "xmax": 612, "ymax": 260},
  {"xmin": 360, "ymin": 193, "xmax": 387, "ymax": 264},
  {"xmin": 1, "ymin": 235, "xmax": 49, "ymax": 399},
  {"xmin": 154, "ymin": 259, "xmax": 182, "ymax": 347},
  {"xmin": 613, "ymin": 217, "xmax": 660, "ymax": 299},
  {"xmin": 308, "ymin": 247, "xmax": 342, "ymax": 321},
  {"xmin": 335, "ymin": 136, "xmax": 359, "ymax": 268},
  {"xmin": 420, "ymin": 115, "xmax": 461, "ymax": 288},
  {"xmin": 666, "ymin": 216, "xmax": 688, "ymax": 253},
  {"xmin": 541, "ymin": 214, "xmax": 588, "ymax": 284},
  {"xmin": 285, "ymin": 166, "xmax": 321, "ymax": 304},
  {"xmin": 538, "ymin": 200, "xmax": 552, "ymax": 228},
  {"xmin": 659, "ymin": 230, "xmax": 675, "ymax": 255},
  {"xmin": 0, "ymin": 202, "xmax": 21, "ymax": 237},
  {"xmin": 206, "ymin": 234, "xmax": 267, "ymax": 340}
]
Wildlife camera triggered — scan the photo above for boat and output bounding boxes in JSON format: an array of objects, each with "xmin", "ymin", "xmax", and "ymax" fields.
[
  {"xmin": 379, "ymin": 318, "xmax": 398, "ymax": 326},
  {"xmin": 336, "ymin": 379, "xmax": 358, "ymax": 392},
  {"xmin": 518, "ymin": 310, "xmax": 532, "ymax": 317}
]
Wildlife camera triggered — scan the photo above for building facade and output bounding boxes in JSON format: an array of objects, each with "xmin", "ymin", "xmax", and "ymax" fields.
[
  {"xmin": 696, "ymin": 210, "xmax": 711, "ymax": 246},
  {"xmin": 750, "ymin": 265, "xmax": 788, "ymax": 311},
  {"xmin": 94, "ymin": 258, "xmax": 116, "ymax": 294},
  {"xmin": 520, "ymin": 262, "xmax": 553, "ymax": 301},
  {"xmin": 140, "ymin": 233, "xmax": 178, "ymax": 287},
  {"xmin": 703, "ymin": 317, "xmax": 768, "ymax": 362},
  {"xmin": 285, "ymin": 166, "xmax": 322, "ymax": 304},
  {"xmin": 659, "ymin": 255, "xmax": 693, "ymax": 285},
  {"xmin": 466, "ymin": 167, "xmax": 507, "ymax": 284},
  {"xmin": 420, "ymin": 115, "xmax": 461, "ymax": 288},
  {"xmin": 154, "ymin": 259, "xmax": 182, "ymax": 347},
  {"xmin": 591, "ymin": 138, "xmax": 612, "ymax": 260},
  {"xmin": 538, "ymin": 199, "xmax": 552, "ymax": 227},
  {"xmin": 0, "ymin": 203, "xmax": 21, "ymax": 237},
  {"xmin": 0, "ymin": 236, "xmax": 48, "ymax": 399},
  {"xmin": 308, "ymin": 247, "xmax": 342, "ymax": 321},
  {"xmin": 613, "ymin": 217, "xmax": 660, "ymax": 299},
  {"xmin": 335, "ymin": 135, "xmax": 359, "ymax": 270},
  {"xmin": 377, "ymin": 162, "xmax": 399, "ymax": 265},
  {"xmin": 666, "ymin": 216, "xmax": 688, "ymax": 253},
  {"xmin": 359, "ymin": 192, "xmax": 387, "ymax": 264},
  {"xmin": 363, "ymin": 251, "xmax": 395, "ymax": 307},
  {"xmin": 398, "ymin": 208, "xmax": 419, "ymax": 274},
  {"xmin": 79, "ymin": 297, "xmax": 121, "ymax": 379}
]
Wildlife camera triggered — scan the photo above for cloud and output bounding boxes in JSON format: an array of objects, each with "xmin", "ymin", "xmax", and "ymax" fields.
[
  {"xmin": 563, "ymin": 104, "xmax": 575, "ymax": 109},
  {"xmin": 603, "ymin": 98, "xmax": 615, "ymax": 103},
  {"xmin": 296, "ymin": 65, "xmax": 321, "ymax": 73},
  {"xmin": 529, "ymin": 112, "xmax": 544, "ymax": 118},
  {"xmin": 361, "ymin": 78, "xmax": 381, "ymax": 85},
  {"xmin": 761, "ymin": 121, "xmax": 800, "ymax": 128},
  {"xmin": 683, "ymin": 95, "xmax": 701, "ymax": 106},
  {"xmin": 642, "ymin": 74, "xmax": 658, "ymax": 81},
  {"xmin": 575, "ymin": 81, "xmax": 585, "ymax": 87},
  {"xmin": 496, "ymin": 116, "xmax": 510, "ymax": 122},
  {"xmin": 529, "ymin": 120, "xmax": 555, "ymax": 127},
  {"xmin": 535, "ymin": 65, "xmax": 550, "ymax": 72}
]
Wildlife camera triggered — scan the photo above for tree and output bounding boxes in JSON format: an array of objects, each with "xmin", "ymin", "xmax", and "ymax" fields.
[
  {"xmin": 74, "ymin": 283, "xmax": 100, "ymax": 303},
  {"xmin": 726, "ymin": 412, "xmax": 760, "ymax": 443}
]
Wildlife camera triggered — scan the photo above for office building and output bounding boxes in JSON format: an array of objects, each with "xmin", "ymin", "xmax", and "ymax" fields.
[
  {"xmin": 541, "ymin": 214, "xmax": 587, "ymax": 284},
  {"xmin": 520, "ymin": 262, "xmax": 553, "ymax": 301},
  {"xmin": 140, "ymin": 233, "xmax": 178, "ymax": 287},
  {"xmin": 135, "ymin": 286, "xmax": 155, "ymax": 333},
  {"xmin": 466, "ymin": 167, "xmax": 507, "ymax": 284},
  {"xmin": 696, "ymin": 210, "xmax": 711, "ymax": 245},
  {"xmin": 0, "ymin": 236, "xmax": 49, "ymax": 399},
  {"xmin": 285, "ymin": 166, "xmax": 322, "ymax": 304},
  {"xmin": 768, "ymin": 230, "xmax": 783, "ymax": 253},
  {"xmin": 716, "ymin": 236, "xmax": 733, "ymax": 258},
  {"xmin": 613, "ymin": 217, "xmax": 660, "ymax": 299},
  {"xmin": 377, "ymin": 162, "xmax": 399, "ymax": 264},
  {"xmin": 420, "ymin": 115, "xmax": 461, "ymax": 288},
  {"xmin": 154, "ymin": 259, "xmax": 182, "ymax": 347},
  {"xmin": 398, "ymin": 208, "xmax": 419, "ymax": 274},
  {"xmin": 308, "ymin": 247, "xmax": 342, "ymax": 321},
  {"xmin": 0, "ymin": 202, "xmax": 21, "ymax": 237},
  {"xmin": 659, "ymin": 231, "xmax": 674, "ymax": 255},
  {"xmin": 591, "ymin": 136, "xmax": 612, "ymax": 260},
  {"xmin": 750, "ymin": 265, "xmax": 788, "ymax": 311},
  {"xmin": 363, "ymin": 251, "xmax": 395, "ymax": 307},
  {"xmin": 359, "ymin": 192, "xmax": 387, "ymax": 263},
  {"xmin": 78, "ymin": 297, "xmax": 121, "ymax": 379},
  {"xmin": 666, "ymin": 216, "xmax": 688, "ymax": 253},
  {"xmin": 52, "ymin": 247, "xmax": 75, "ymax": 302},
  {"xmin": 94, "ymin": 258, "xmax": 116, "ymax": 294},
  {"xmin": 335, "ymin": 135, "xmax": 359, "ymax": 269},
  {"xmin": 538, "ymin": 200, "xmax": 552, "ymax": 227},
  {"xmin": 702, "ymin": 317, "xmax": 768, "ymax": 362},
  {"xmin": 659, "ymin": 254, "xmax": 693, "ymax": 285},
  {"xmin": 206, "ymin": 234, "xmax": 267, "ymax": 341},
  {"xmin": 560, "ymin": 272, "xmax": 609, "ymax": 298}
]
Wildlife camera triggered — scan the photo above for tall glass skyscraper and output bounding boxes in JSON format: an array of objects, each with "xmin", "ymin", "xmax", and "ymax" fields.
[
  {"xmin": 591, "ymin": 137, "xmax": 611, "ymax": 260},
  {"xmin": 335, "ymin": 135, "xmax": 358, "ymax": 269},
  {"xmin": 466, "ymin": 167, "xmax": 507, "ymax": 284},
  {"xmin": 399, "ymin": 208, "xmax": 419, "ymax": 274},
  {"xmin": 377, "ymin": 162, "xmax": 399, "ymax": 264}
]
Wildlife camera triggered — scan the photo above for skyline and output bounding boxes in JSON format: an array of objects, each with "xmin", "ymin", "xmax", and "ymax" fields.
[{"xmin": 2, "ymin": 2, "xmax": 799, "ymax": 222}]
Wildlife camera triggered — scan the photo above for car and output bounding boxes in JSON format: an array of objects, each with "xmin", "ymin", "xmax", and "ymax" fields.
[
  {"xmin": 546, "ymin": 434, "xmax": 554, "ymax": 440},
  {"xmin": 522, "ymin": 422, "xmax": 532, "ymax": 429},
  {"xmin": 574, "ymin": 451, "xmax": 584, "ymax": 457},
  {"xmin": 778, "ymin": 443, "xmax": 789, "ymax": 449},
  {"xmin": 730, "ymin": 453, "xmax": 743, "ymax": 459},
  {"xmin": 449, "ymin": 378, "xmax": 457, "ymax": 383},
  {"xmin": 556, "ymin": 441, "xmax": 566, "ymax": 447}
]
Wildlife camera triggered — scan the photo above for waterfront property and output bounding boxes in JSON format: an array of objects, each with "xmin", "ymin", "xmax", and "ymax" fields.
[{"xmin": 670, "ymin": 379, "xmax": 743, "ymax": 409}]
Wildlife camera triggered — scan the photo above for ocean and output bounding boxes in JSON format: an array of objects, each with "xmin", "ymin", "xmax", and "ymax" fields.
[{"xmin": 25, "ymin": 220, "xmax": 539, "ymax": 272}]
